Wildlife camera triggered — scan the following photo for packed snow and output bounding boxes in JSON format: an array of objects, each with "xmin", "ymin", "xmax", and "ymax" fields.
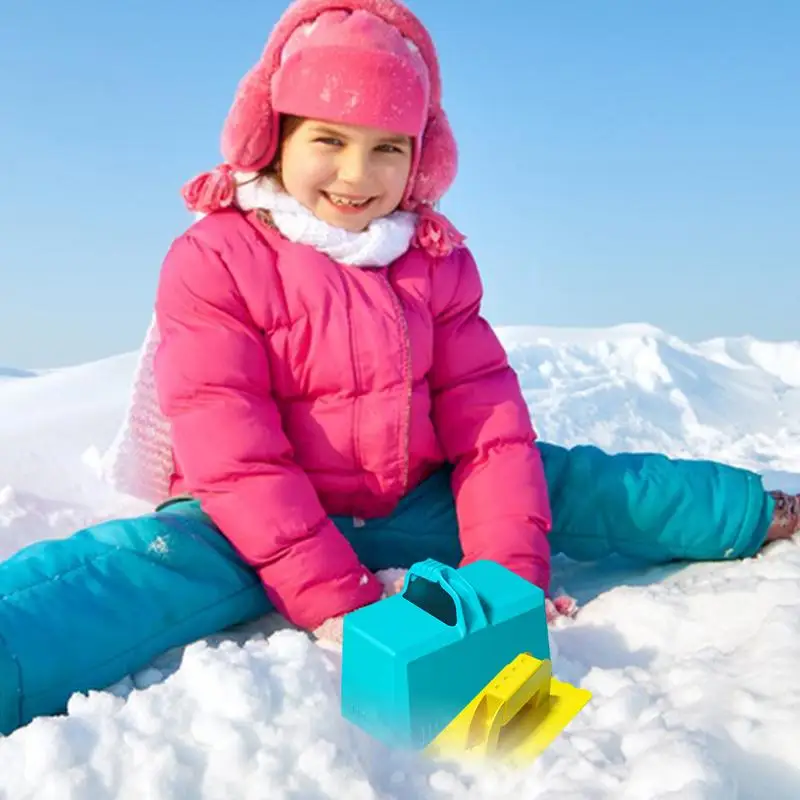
[{"xmin": 1, "ymin": 324, "xmax": 799, "ymax": 799}]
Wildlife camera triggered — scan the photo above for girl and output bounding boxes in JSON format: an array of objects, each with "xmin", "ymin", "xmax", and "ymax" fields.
[{"xmin": 1, "ymin": 0, "xmax": 797, "ymax": 738}]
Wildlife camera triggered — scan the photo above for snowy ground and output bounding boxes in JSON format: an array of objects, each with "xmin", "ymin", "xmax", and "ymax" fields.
[{"xmin": 1, "ymin": 325, "xmax": 799, "ymax": 799}]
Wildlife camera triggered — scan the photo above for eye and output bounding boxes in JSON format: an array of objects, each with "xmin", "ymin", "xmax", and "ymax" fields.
[
  {"xmin": 314, "ymin": 137, "xmax": 344, "ymax": 147},
  {"xmin": 376, "ymin": 143, "xmax": 407, "ymax": 154}
]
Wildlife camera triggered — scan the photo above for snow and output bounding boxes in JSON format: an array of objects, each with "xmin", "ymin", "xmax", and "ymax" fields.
[
  {"xmin": 1, "ymin": 323, "xmax": 799, "ymax": 799},
  {"xmin": 497, "ymin": 324, "xmax": 800, "ymax": 475}
]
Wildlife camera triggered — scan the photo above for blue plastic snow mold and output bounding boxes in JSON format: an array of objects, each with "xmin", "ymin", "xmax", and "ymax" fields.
[{"xmin": 340, "ymin": 558, "xmax": 550, "ymax": 750}]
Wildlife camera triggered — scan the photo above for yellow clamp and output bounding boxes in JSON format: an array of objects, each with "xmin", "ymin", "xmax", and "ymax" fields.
[{"xmin": 426, "ymin": 653, "xmax": 592, "ymax": 766}]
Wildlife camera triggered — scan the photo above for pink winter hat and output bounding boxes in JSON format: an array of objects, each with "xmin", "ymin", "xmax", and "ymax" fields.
[
  {"xmin": 272, "ymin": 9, "xmax": 430, "ymax": 139},
  {"xmin": 182, "ymin": 0, "xmax": 463, "ymax": 253}
]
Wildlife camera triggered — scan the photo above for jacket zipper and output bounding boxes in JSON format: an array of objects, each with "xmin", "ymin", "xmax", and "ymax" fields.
[
  {"xmin": 379, "ymin": 270, "xmax": 413, "ymax": 496},
  {"xmin": 338, "ymin": 273, "xmax": 364, "ymax": 489}
]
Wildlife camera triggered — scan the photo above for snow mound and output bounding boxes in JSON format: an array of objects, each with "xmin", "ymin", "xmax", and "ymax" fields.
[{"xmin": 498, "ymin": 324, "xmax": 800, "ymax": 475}]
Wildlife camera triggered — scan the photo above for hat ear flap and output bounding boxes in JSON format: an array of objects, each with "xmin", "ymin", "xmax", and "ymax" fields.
[
  {"xmin": 220, "ymin": 62, "xmax": 280, "ymax": 171},
  {"xmin": 407, "ymin": 107, "xmax": 458, "ymax": 208}
]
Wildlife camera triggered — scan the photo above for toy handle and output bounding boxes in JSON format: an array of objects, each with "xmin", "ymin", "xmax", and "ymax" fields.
[
  {"xmin": 466, "ymin": 653, "xmax": 552, "ymax": 757},
  {"xmin": 402, "ymin": 559, "xmax": 488, "ymax": 638}
]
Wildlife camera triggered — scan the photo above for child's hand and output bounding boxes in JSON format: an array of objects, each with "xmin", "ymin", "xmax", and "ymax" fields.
[
  {"xmin": 377, "ymin": 568, "xmax": 408, "ymax": 598},
  {"xmin": 545, "ymin": 594, "xmax": 578, "ymax": 624},
  {"xmin": 312, "ymin": 616, "xmax": 345, "ymax": 646},
  {"xmin": 311, "ymin": 570, "xmax": 408, "ymax": 648}
]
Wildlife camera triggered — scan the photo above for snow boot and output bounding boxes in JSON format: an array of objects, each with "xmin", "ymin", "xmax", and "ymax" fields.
[{"xmin": 765, "ymin": 491, "xmax": 800, "ymax": 542}]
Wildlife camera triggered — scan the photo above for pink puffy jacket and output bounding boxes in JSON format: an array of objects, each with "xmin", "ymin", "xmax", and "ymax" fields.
[{"xmin": 154, "ymin": 209, "xmax": 552, "ymax": 630}]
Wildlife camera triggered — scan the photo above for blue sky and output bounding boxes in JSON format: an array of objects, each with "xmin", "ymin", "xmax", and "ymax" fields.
[{"xmin": 2, "ymin": 0, "xmax": 798, "ymax": 367}]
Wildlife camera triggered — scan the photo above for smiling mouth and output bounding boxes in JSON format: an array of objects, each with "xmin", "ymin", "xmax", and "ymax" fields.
[{"xmin": 322, "ymin": 191, "xmax": 375, "ymax": 212}]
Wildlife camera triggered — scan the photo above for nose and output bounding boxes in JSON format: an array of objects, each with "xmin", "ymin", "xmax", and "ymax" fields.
[{"xmin": 337, "ymin": 146, "xmax": 370, "ymax": 184}]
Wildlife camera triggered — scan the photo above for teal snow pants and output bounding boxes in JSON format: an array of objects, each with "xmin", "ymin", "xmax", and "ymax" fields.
[{"xmin": 0, "ymin": 442, "xmax": 773, "ymax": 736}]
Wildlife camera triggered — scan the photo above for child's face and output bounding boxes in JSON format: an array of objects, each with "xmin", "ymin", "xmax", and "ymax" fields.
[{"xmin": 279, "ymin": 118, "xmax": 413, "ymax": 232}]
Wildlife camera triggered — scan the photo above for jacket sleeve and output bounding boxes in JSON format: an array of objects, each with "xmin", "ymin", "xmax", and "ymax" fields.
[
  {"xmin": 153, "ymin": 233, "xmax": 382, "ymax": 630},
  {"xmin": 429, "ymin": 246, "xmax": 553, "ymax": 593}
]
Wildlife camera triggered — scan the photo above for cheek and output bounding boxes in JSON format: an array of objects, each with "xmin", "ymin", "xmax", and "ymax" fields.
[
  {"xmin": 282, "ymin": 152, "xmax": 331, "ymax": 196},
  {"xmin": 381, "ymin": 160, "xmax": 413, "ymax": 199}
]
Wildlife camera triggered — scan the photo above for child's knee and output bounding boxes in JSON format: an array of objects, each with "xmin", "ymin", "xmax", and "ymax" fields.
[{"xmin": 88, "ymin": 510, "xmax": 224, "ymax": 566}]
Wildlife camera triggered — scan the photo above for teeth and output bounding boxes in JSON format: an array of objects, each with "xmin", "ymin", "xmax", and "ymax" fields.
[{"xmin": 327, "ymin": 194, "xmax": 369, "ymax": 208}]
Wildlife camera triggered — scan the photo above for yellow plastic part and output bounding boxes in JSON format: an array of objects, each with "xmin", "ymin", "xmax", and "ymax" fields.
[{"xmin": 426, "ymin": 653, "xmax": 592, "ymax": 766}]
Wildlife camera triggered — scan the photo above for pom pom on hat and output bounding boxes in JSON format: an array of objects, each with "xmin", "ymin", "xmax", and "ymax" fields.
[
  {"xmin": 412, "ymin": 206, "xmax": 465, "ymax": 258},
  {"xmin": 181, "ymin": 165, "xmax": 236, "ymax": 214}
]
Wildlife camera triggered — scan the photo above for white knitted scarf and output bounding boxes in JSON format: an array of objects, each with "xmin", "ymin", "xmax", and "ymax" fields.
[{"xmin": 100, "ymin": 176, "xmax": 417, "ymax": 504}]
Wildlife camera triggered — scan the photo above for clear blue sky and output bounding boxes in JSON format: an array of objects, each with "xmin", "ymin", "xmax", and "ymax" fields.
[{"xmin": 2, "ymin": 0, "xmax": 798, "ymax": 368}]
